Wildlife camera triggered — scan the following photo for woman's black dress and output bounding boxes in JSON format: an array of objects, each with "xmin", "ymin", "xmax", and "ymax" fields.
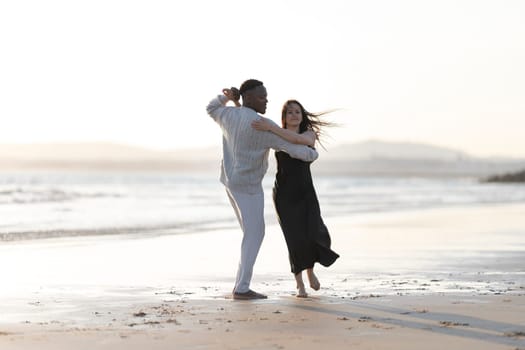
[{"xmin": 273, "ymin": 151, "xmax": 339, "ymax": 275}]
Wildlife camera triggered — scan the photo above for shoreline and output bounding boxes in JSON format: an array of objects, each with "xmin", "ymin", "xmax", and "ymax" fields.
[{"xmin": 2, "ymin": 200, "xmax": 524, "ymax": 242}]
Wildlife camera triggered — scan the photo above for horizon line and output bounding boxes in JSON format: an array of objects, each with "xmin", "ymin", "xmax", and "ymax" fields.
[{"xmin": 0, "ymin": 140, "xmax": 524, "ymax": 160}]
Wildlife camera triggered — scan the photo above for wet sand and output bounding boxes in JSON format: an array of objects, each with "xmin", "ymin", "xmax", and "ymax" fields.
[{"xmin": 1, "ymin": 204, "xmax": 524, "ymax": 349}]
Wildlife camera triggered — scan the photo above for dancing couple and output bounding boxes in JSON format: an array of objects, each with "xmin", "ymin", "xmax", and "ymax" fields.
[{"xmin": 206, "ymin": 79, "xmax": 339, "ymax": 300}]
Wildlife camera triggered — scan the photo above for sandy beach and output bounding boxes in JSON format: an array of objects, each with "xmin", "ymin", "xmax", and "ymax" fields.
[{"xmin": 1, "ymin": 203, "xmax": 524, "ymax": 349}]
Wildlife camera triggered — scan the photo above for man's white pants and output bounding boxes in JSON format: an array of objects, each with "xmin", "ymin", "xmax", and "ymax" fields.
[{"xmin": 226, "ymin": 187, "xmax": 265, "ymax": 294}]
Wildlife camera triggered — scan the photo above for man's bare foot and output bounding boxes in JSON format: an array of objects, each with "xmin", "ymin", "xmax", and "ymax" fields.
[{"xmin": 307, "ymin": 269, "xmax": 320, "ymax": 291}]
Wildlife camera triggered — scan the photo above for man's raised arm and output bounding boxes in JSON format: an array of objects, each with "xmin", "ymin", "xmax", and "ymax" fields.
[{"xmin": 206, "ymin": 94, "xmax": 229, "ymax": 123}]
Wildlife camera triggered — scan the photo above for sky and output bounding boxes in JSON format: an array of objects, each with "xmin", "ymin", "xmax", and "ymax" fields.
[{"xmin": 1, "ymin": 0, "xmax": 524, "ymax": 158}]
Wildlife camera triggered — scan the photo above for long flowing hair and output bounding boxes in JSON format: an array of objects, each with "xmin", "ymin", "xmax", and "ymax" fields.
[{"xmin": 281, "ymin": 100, "xmax": 335, "ymax": 143}]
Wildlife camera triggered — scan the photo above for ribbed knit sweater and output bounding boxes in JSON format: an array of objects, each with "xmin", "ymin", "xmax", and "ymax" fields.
[{"xmin": 207, "ymin": 95, "xmax": 319, "ymax": 194}]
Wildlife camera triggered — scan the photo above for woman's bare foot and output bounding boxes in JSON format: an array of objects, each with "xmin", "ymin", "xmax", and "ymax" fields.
[
  {"xmin": 307, "ymin": 269, "xmax": 320, "ymax": 291},
  {"xmin": 296, "ymin": 283, "xmax": 308, "ymax": 298},
  {"xmin": 295, "ymin": 272, "xmax": 308, "ymax": 298}
]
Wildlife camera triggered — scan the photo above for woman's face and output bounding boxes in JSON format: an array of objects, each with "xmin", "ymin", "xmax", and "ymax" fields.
[{"xmin": 284, "ymin": 102, "xmax": 303, "ymax": 129}]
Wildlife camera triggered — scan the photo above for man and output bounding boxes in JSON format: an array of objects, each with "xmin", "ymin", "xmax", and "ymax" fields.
[{"xmin": 206, "ymin": 79, "xmax": 319, "ymax": 300}]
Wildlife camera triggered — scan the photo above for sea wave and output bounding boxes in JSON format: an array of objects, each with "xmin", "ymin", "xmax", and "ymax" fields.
[
  {"xmin": 0, "ymin": 186, "xmax": 121, "ymax": 204},
  {"xmin": 0, "ymin": 218, "xmax": 238, "ymax": 242},
  {"xmin": 1, "ymin": 172, "xmax": 525, "ymax": 242}
]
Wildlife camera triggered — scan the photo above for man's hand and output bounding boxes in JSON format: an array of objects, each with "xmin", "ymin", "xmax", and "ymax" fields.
[{"xmin": 222, "ymin": 87, "xmax": 241, "ymax": 106}]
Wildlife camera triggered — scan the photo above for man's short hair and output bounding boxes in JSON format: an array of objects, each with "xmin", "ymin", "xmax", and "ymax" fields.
[{"xmin": 239, "ymin": 79, "xmax": 263, "ymax": 96}]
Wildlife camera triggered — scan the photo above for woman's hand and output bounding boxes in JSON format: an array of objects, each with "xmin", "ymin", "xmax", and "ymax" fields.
[
  {"xmin": 222, "ymin": 87, "xmax": 241, "ymax": 106},
  {"xmin": 251, "ymin": 117, "xmax": 273, "ymax": 131}
]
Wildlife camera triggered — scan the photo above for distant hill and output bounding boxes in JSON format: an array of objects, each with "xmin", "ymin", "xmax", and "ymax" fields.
[
  {"xmin": 0, "ymin": 143, "xmax": 160, "ymax": 161},
  {"xmin": 1, "ymin": 140, "xmax": 524, "ymax": 177},
  {"xmin": 0, "ymin": 142, "xmax": 220, "ymax": 172},
  {"xmin": 314, "ymin": 140, "xmax": 525, "ymax": 177},
  {"xmin": 320, "ymin": 140, "xmax": 470, "ymax": 161},
  {"xmin": 0, "ymin": 142, "xmax": 221, "ymax": 161}
]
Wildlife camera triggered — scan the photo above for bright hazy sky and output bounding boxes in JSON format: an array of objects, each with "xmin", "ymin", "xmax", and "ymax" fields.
[{"xmin": 1, "ymin": 0, "xmax": 524, "ymax": 157}]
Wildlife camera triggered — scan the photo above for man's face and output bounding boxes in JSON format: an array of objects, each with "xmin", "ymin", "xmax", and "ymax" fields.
[{"xmin": 247, "ymin": 86, "xmax": 268, "ymax": 114}]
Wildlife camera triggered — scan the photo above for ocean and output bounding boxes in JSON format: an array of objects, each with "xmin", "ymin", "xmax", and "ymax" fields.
[{"xmin": 1, "ymin": 171, "xmax": 525, "ymax": 242}]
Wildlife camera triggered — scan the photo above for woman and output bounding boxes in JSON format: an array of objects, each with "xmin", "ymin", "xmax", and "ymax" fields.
[{"xmin": 252, "ymin": 100, "xmax": 339, "ymax": 297}]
